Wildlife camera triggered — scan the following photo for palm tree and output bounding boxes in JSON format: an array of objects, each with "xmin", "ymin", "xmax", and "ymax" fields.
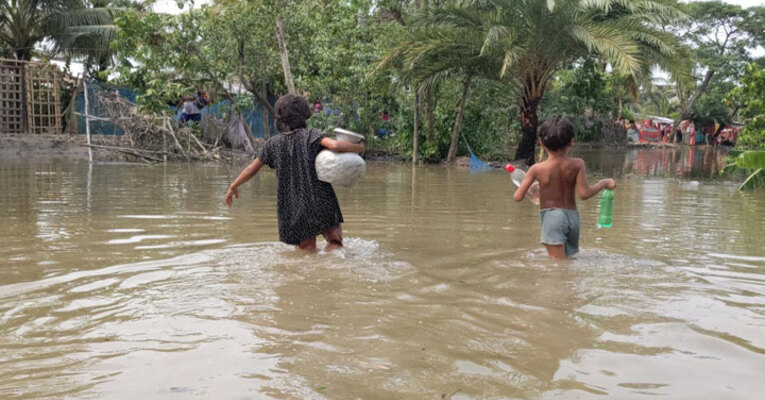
[
  {"xmin": 1, "ymin": 0, "xmax": 121, "ymax": 66},
  {"xmin": 50, "ymin": 0, "xmax": 134, "ymax": 76},
  {"xmin": 639, "ymin": 81, "xmax": 680, "ymax": 117},
  {"xmin": 389, "ymin": 0, "xmax": 687, "ymax": 164},
  {"xmin": 1, "ymin": 0, "xmax": 48, "ymax": 60}
]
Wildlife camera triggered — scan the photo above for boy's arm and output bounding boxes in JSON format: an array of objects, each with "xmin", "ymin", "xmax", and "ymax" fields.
[
  {"xmin": 225, "ymin": 158, "xmax": 264, "ymax": 206},
  {"xmin": 575, "ymin": 159, "xmax": 615, "ymax": 200},
  {"xmin": 320, "ymin": 137, "xmax": 364, "ymax": 154},
  {"xmin": 513, "ymin": 166, "xmax": 537, "ymax": 202}
]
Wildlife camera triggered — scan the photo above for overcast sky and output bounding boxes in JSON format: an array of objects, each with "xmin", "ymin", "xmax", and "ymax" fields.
[{"xmin": 715, "ymin": 0, "xmax": 762, "ymax": 7}]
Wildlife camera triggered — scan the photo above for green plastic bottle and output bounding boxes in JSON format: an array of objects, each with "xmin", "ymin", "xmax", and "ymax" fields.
[{"xmin": 598, "ymin": 189, "xmax": 614, "ymax": 228}]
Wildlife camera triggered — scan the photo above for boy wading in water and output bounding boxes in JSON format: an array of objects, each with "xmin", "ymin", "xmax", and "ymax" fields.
[
  {"xmin": 513, "ymin": 116, "xmax": 616, "ymax": 259},
  {"xmin": 224, "ymin": 94, "xmax": 364, "ymax": 251}
]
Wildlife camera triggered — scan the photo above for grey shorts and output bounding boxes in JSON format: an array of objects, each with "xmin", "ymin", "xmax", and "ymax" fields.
[{"xmin": 540, "ymin": 208, "xmax": 580, "ymax": 257}]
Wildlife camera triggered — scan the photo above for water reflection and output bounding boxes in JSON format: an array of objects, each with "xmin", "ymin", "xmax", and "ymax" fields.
[
  {"xmin": 1, "ymin": 147, "xmax": 764, "ymax": 399},
  {"xmin": 578, "ymin": 146, "xmax": 728, "ymax": 180}
]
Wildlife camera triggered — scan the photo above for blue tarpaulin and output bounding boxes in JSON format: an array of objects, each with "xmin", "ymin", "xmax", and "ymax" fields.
[
  {"xmin": 76, "ymin": 85, "xmax": 138, "ymax": 136},
  {"xmin": 75, "ymin": 83, "xmax": 276, "ymax": 138}
]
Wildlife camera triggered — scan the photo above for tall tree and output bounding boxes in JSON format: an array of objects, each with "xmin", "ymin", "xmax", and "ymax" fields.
[
  {"xmin": 0, "ymin": 0, "xmax": 122, "ymax": 63},
  {"xmin": 669, "ymin": 2, "xmax": 764, "ymax": 142},
  {"xmin": 386, "ymin": 0, "xmax": 687, "ymax": 164}
]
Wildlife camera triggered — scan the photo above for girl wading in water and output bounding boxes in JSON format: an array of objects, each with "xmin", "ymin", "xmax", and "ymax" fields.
[{"xmin": 224, "ymin": 94, "xmax": 364, "ymax": 251}]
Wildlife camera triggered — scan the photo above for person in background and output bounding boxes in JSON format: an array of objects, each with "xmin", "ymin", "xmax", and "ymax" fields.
[
  {"xmin": 313, "ymin": 99, "xmax": 322, "ymax": 114},
  {"xmin": 627, "ymin": 119, "xmax": 639, "ymax": 143},
  {"xmin": 687, "ymin": 123, "xmax": 696, "ymax": 146},
  {"xmin": 377, "ymin": 110, "xmax": 392, "ymax": 138},
  {"xmin": 179, "ymin": 91, "xmax": 208, "ymax": 126}
]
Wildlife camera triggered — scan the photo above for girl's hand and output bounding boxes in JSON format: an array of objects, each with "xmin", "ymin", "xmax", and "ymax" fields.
[
  {"xmin": 604, "ymin": 179, "xmax": 616, "ymax": 190},
  {"xmin": 224, "ymin": 186, "xmax": 239, "ymax": 206}
]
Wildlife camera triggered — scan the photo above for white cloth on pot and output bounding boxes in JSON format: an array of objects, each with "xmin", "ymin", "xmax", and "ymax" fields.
[{"xmin": 315, "ymin": 150, "xmax": 366, "ymax": 186}]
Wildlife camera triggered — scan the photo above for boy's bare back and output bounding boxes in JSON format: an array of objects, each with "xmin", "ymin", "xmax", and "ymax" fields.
[{"xmin": 530, "ymin": 156, "xmax": 584, "ymax": 210}]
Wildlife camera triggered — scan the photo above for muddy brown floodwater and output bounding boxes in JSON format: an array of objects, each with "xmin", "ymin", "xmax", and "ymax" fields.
[{"xmin": 1, "ymin": 147, "xmax": 764, "ymax": 399}]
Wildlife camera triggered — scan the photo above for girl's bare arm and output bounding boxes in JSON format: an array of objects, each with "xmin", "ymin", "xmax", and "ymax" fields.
[
  {"xmin": 320, "ymin": 137, "xmax": 364, "ymax": 154},
  {"xmin": 225, "ymin": 159, "xmax": 264, "ymax": 206}
]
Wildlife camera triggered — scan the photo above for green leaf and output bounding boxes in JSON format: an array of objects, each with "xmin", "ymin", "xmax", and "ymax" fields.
[
  {"xmin": 739, "ymin": 168, "xmax": 765, "ymax": 191},
  {"xmin": 727, "ymin": 149, "xmax": 744, "ymax": 158},
  {"xmin": 720, "ymin": 162, "xmax": 739, "ymax": 176},
  {"xmin": 735, "ymin": 151, "xmax": 765, "ymax": 170}
]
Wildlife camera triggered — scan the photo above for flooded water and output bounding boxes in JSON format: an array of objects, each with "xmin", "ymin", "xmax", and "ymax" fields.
[{"xmin": 1, "ymin": 147, "xmax": 764, "ymax": 399}]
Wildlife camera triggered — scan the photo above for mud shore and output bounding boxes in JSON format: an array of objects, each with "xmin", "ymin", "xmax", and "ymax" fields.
[
  {"xmin": 0, "ymin": 134, "xmax": 259, "ymax": 163},
  {"xmin": 1, "ymin": 133, "xmax": 684, "ymax": 165},
  {"xmin": 0, "ymin": 134, "xmax": 94, "ymax": 161}
]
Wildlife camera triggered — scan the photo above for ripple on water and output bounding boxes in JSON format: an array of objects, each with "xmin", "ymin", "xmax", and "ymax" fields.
[
  {"xmin": 3, "ymin": 152, "xmax": 765, "ymax": 398},
  {"xmin": 0, "ymin": 238, "xmax": 415, "ymax": 398}
]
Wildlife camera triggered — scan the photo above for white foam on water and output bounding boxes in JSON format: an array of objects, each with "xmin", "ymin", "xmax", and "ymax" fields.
[
  {"xmin": 708, "ymin": 252, "xmax": 765, "ymax": 263},
  {"xmin": 107, "ymin": 234, "xmax": 175, "ymax": 244},
  {"xmin": 212, "ymin": 238, "xmax": 412, "ymax": 284},
  {"xmin": 107, "ymin": 228, "xmax": 145, "ymax": 233},
  {"xmin": 117, "ymin": 215, "xmax": 174, "ymax": 219},
  {"xmin": 134, "ymin": 238, "xmax": 227, "ymax": 250}
]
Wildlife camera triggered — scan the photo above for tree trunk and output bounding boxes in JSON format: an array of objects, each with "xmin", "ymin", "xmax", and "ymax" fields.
[
  {"xmin": 446, "ymin": 74, "xmax": 473, "ymax": 163},
  {"xmin": 262, "ymin": 109, "xmax": 270, "ymax": 140},
  {"xmin": 275, "ymin": 17, "xmax": 296, "ymax": 95},
  {"xmin": 671, "ymin": 69, "xmax": 715, "ymax": 143},
  {"xmin": 413, "ymin": 89, "xmax": 420, "ymax": 164},
  {"xmin": 514, "ymin": 92, "xmax": 544, "ymax": 166},
  {"xmin": 238, "ymin": 75, "xmax": 274, "ymax": 118},
  {"xmin": 261, "ymin": 81, "xmax": 271, "ymax": 139},
  {"xmin": 97, "ymin": 55, "xmax": 109, "ymax": 79},
  {"xmin": 424, "ymin": 87, "xmax": 436, "ymax": 141},
  {"xmin": 16, "ymin": 47, "xmax": 32, "ymax": 61}
]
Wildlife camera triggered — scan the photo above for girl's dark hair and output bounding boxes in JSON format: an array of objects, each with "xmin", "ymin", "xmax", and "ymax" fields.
[
  {"xmin": 274, "ymin": 94, "xmax": 311, "ymax": 132},
  {"xmin": 539, "ymin": 116, "xmax": 575, "ymax": 151}
]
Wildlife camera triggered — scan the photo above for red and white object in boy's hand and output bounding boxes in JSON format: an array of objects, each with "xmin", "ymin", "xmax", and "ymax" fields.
[{"xmin": 505, "ymin": 164, "xmax": 540, "ymax": 205}]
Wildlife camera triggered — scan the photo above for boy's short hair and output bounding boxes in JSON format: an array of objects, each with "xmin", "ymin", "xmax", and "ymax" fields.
[
  {"xmin": 275, "ymin": 94, "xmax": 311, "ymax": 132},
  {"xmin": 539, "ymin": 116, "xmax": 575, "ymax": 151}
]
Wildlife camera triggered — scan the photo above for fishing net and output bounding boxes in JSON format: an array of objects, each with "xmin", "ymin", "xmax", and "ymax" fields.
[{"xmin": 464, "ymin": 138, "xmax": 491, "ymax": 172}]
